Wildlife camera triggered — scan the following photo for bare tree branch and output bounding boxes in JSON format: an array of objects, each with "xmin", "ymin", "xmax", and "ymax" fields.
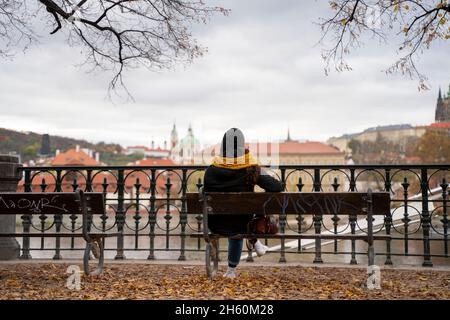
[
  {"xmin": 0, "ymin": 0, "xmax": 228, "ymax": 98},
  {"xmin": 0, "ymin": 1, "xmax": 37, "ymax": 58}
]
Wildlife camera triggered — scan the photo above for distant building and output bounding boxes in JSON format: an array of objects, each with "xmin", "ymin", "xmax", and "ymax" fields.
[
  {"xmin": 202, "ymin": 130, "xmax": 344, "ymax": 165},
  {"xmin": 328, "ymin": 124, "xmax": 427, "ymax": 153},
  {"xmin": 262, "ymin": 138, "xmax": 345, "ymax": 191},
  {"xmin": 171, "ymin": 124, "xmax": 201, "ymax": 164},
  {"xmin": 260, "ymin": 131, "xmax": 345, "ymax": 191},
  {"xmin": 38, "ymin": 134, "xmax": 52, "ymax": 157},
  {"xmin": 129, "ymin": 158, "xmax": 175, "ymax": 166},
  {"xmin": 125, "ymin": 146, "xmax": 148, "ymax": 155},
  {"xmin": 125, "ymin": 145, "xmax": 170, "ymax": 159},
  {"xmin": 429, "ymin": 122, "xmax": 450, "ymax": 130},
  {"xmin": 18, "ymin": 145, "xmax": 101, "ymax": 192},
  {"xmin": 201, "ymin": 130, "xmax": 345, "ymax": 191},
  {"xmin": 329, "ymin": 85, "xmax": 450, "ymax": 154},
  {"xmin": 435, "ymin": 85, "xmax": 450, "ymax": 122},
  {"xmin": 124, "ymin": 122, "xmax": 201, "ymax": 164},
  {"xmin": 52, "ymin": 145, "xmax": 101, "ymax": 166},
  {"xmin": 170, "ymin": 122, "xmax": 179, "ymax": 150}
]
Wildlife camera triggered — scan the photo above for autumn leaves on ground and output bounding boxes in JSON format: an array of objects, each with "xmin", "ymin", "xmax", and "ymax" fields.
[{"xmin": 0, "ymin": 263, "xmax": 449, "ymax": 300}]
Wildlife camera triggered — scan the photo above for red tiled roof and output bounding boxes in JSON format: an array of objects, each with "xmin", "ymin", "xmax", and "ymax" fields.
[
  {"xmin": 429, "ymin": 122, "xmax": 450, "ymax": 129},
  {"xmin": 52, "ymin": 149, "xmax": 100, "ymax": 166},
  {"xmin": 403, "ymin": 156, "xmax": 422, "ymax": 163}
]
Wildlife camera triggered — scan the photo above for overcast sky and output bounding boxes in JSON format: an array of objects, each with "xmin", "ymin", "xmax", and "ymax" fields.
[{"xmin": 0, "ymin": 0, "xmax": 449, "ymax": 148}]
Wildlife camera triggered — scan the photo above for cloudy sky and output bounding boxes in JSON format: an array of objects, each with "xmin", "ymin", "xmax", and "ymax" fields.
[{"xmin": 0, "ymin": 0, "xmax": 449, "ymax": 148}]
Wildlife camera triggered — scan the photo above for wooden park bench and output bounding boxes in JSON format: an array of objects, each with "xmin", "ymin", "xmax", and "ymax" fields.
[
  {"xmin": 0, "ymin": 189, "xmax": 119, "ymax": 275},
  {"xmin": 187, "ymin": 189, "xmax": 391, "ymax": 279}
]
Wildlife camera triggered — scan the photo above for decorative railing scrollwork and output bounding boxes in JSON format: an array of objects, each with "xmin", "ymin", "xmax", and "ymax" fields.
[{"xmin": 16, "ymin": 164, "xmax": 450, "ymax": 265}]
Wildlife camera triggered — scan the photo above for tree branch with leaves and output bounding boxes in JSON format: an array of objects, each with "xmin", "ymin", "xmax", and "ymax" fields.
[{"xmin": 319, "ymin": 0, "xmax": 450, "ymax": 90}]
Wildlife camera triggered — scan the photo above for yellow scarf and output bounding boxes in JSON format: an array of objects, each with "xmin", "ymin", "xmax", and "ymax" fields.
[{"xmin": 211, "ymin": 152, "xmax": 258, "ymax": 170}]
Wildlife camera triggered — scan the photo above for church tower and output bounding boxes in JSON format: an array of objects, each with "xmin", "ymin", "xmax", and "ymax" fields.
[
  {"xmin": 435, "ymin": 87, "xmax": 444, "ymax": 122},
  {"xmin": 435, "ymin": 85, "xmax": 450, "ymax": 122},
  {"xmin": 286, "ymin": 127, "xmax": 292, "ymax": 142},
  {"xmin": 170, "ymin": 122, "xmax": 178, "ymax": 150},
  {"xmin": 38, "ymin": 134, "xmax": 51, "ymax": 157}
]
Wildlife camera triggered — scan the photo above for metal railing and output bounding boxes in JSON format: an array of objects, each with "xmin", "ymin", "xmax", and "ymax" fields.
[{"xmin": 16, "ymin": 164, "xmax": 450, "ymax": 266}]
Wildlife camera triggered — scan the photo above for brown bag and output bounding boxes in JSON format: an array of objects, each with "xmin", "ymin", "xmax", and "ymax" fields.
[{"xmin": 248, "ymin": 215, "xmax": 279, "ymax": 234}]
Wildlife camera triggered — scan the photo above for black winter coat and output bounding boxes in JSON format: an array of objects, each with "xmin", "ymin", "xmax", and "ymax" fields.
[{"xmin": 203, "ymin": 166, "xmax": 284, "ymax": 236}]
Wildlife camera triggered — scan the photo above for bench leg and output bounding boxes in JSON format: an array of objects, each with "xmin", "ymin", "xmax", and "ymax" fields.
[
  {"xmin": 83, "ymin": 238, "xmax": 104, "ymax": 276},
  {"xmin": 313, "ymin": 215, "xmax": 323, "ymax": 264},
  {"xmin": 205, "ymin": 239, "xmax": 219, "ymax": 279},
  {"xmin": 279, "ymin": 237, "xmax": 287, "ymax": 263},
  {"xmin": 246, "ymin": 239, "xmax": 254, "ymax": 262},
  {"xmin": 368, "ymin": 245, "xmax": 375, "ymax": 266},
  {"xmin": 349, "ymin": 215, "xmax": 357, "ymax": 265}
]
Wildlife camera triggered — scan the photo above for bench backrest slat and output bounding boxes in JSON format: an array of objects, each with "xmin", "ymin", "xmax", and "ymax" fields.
[
  {"xmin": 186, "ymin": 192, "xmax": 390, "ymax": 215},
  {"xmin": 0, "ymin": 192, "xmax": 105, "ymax": 215}
]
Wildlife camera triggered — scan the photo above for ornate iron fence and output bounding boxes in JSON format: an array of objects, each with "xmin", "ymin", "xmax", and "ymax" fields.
[{"xmin": 16, "ymin": 164, "xmax": 450, "ymax": 266}]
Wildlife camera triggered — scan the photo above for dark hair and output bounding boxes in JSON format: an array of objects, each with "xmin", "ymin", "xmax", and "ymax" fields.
[{"xmin": 220, "ymin": 128, "xmax": 245, "ymax": 158}]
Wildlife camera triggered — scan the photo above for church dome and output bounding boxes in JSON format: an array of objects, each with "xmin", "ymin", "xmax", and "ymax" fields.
[
  {"xmin": 171, "ymin": 124, "xmax": 201, "ymax": 164},
  {"xmin": 179, "ymin": 125, "xmax": 200, "ymax": 147}
]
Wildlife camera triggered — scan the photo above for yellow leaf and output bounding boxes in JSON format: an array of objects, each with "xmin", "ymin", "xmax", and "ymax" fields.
[{"xmin": 5, "ymin": 279, "xmax": 20, "ymax": 288}]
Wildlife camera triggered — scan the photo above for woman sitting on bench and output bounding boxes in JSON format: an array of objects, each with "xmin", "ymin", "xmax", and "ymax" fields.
[{"xmin": 204, "ymin": 128, "xmax": 284, "ymax": 278}]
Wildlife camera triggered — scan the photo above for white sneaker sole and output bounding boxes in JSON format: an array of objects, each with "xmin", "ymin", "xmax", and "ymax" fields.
[
  {"xmin": 255, "ymin": 246, "xmax": 269, "ymax": 257},
  {"xmin": 248, "ymin": 240, "xmax": 269, "ymax": 257}
]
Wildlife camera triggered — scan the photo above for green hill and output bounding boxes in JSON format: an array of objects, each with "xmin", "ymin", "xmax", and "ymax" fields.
[{"xmin": 0, "ymin": 127, "xmax": 138, "ymax": 165}]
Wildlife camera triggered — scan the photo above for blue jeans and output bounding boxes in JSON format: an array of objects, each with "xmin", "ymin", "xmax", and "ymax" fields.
[{"xmin": 228, "ymin": 237, "xmax": 243, "ymax": 268}]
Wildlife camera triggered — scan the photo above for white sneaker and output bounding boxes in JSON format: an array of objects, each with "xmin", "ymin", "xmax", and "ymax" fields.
[
  {"xmin": 254, "ymin": 240, "xmax": 269, "ymax": 257},
  {"xmin": 223, "ymin": 267, "xmax": 237, "ymax": 278}
]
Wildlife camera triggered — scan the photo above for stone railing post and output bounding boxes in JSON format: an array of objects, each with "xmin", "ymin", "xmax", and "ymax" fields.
[{"xmin": 0, "ymin": 155, "xmax": 22, "ymax": 259}]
